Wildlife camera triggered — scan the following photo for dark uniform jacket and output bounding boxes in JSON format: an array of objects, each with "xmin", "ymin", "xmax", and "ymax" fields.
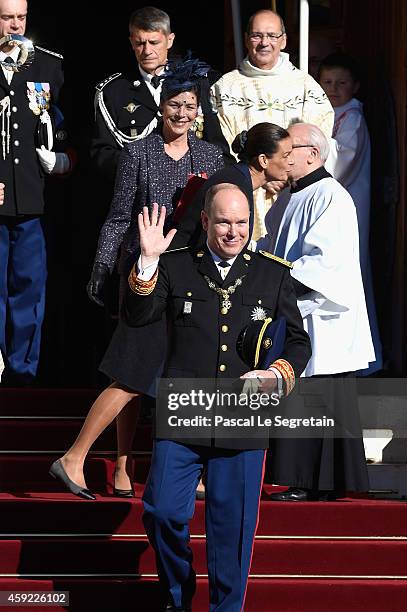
[
  {"xmin": 0, "ymin": 47, "xmax": 63, "ymax": 217},
  {"xmin": 124, "ymin": 246, "xmax": 312, "ymax": 449},
  {"xmin": 91, "ymin": 65, "xmax": 230, "ymax": 184}
]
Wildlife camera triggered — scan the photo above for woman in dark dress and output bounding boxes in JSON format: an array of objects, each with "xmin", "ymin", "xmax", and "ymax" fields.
[{"xmin": 50, "ymin": 59, "xmax": 223, "ymax": 499}]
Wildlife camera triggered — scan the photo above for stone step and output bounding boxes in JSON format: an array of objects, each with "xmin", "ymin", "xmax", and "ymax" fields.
[{"xmin": 0, "ymin": 537, "xmax": 406, "ymax": 576}]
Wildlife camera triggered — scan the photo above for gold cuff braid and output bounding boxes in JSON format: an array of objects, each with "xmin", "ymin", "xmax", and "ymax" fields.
[
  {"xmin": 128, "ymin": 265, "xmax": 158, "ymax": 295},
  {"xmin": 269, "ymin": 358, "xmax": 295, "ymax": 395}
]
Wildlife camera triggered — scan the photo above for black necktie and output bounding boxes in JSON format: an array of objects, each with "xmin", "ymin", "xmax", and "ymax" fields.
[
  {"xmin": 150, "ymin": 75, "xmax": 161, "ymax": 89},
  {"xmin": 4, "ymin": 56, "xmax": 14, "ymax": 65},
  {"xmin": 218, "ymin": 260, "xmax": 231, "ymax": 279}
]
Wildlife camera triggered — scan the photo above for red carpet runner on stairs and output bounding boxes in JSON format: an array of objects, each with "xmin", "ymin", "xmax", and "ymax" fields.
[{"xmin": 0, "ymin": 389, "xmax": 406, "ymax": 611}]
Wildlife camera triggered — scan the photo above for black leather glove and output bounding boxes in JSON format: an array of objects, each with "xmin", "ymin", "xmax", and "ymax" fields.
[{"xmin": 87, "ymin": 262, "xmax": 110, "ymax": 306}]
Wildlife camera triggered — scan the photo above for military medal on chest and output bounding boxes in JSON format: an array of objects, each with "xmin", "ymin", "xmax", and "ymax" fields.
[
  {"xmin": 204, "ymin": 275, "xmax": 246, "ymax": 315},
  {"xmin": 27, "ymin": 81, "xmax": 51, "ymax": 116}
]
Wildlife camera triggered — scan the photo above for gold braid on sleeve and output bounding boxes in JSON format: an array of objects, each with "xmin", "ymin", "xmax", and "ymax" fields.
[
  {"xmin": 269, "ymin": 358, "xmax": 295, "ymax": 395},
  {"xmin": 128, "ymin": 265, "xmax": 158, "ymax": 295}
]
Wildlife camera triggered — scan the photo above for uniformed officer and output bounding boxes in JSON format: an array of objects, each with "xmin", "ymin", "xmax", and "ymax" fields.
[
  {"xmin": 124, "ymin": 184, "xmax": 311, "ymax": 611},
  {"xmin": 0, "ymin": 0, "xmax": 71, "ymax": 386},
  {"xmin": 91, "ymin": 6, "xmax": 228, "ymax": 184}
]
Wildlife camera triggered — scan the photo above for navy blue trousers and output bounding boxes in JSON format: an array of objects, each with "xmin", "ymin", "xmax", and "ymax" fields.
[
  {"xmin": 143, "ymin": 440, "xmax": 265, "ymax": 611},
  {"xmin": 0, "ymin": 217, "xmax": 46, "ymax": 381}
]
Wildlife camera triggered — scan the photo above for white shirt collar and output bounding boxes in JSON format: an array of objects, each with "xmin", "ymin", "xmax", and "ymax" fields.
[
  {"xmin": 138, "ymin": 64, "xmax": 165, "ymax": 83},
  {"xmin": 0, "ymin": 47, "xmax": 20, "ymax": 83},
  {"xmin": 0, "ymin": 47, "xmax": 20, "ymax": 62}
]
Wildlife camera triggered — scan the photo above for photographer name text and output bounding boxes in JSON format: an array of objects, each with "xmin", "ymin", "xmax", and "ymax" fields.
[{"xmin": 167, "ymin": 415, "xmax": 334, "ymax": 429}]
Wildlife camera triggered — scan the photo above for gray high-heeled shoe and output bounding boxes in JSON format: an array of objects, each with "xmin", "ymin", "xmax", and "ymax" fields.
[{"xmin": 49, "ymin": 459, "xmax": 96, "ymax": 500}]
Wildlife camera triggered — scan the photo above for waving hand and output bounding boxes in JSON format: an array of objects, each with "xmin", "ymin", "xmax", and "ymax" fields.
[{"xmin": 138, "ymin": 203, "xmax": 177, "ymax": 266}]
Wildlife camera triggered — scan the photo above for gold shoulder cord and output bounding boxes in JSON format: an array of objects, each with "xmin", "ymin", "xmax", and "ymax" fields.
[{"xmin": 258, "ymin": 250, "xmax": 293, "ymax": 269}]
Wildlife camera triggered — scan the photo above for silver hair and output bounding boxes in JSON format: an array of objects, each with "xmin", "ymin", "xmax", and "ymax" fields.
[
  {"xmin": 129, "ymin": 6, "xmax": 171, "ymax": 35},
  {"xmin": 288, "ymin": 120, "xmax": 330, "ymax": 163}
]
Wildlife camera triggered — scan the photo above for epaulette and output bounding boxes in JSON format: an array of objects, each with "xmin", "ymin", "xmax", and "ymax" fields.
[
  {"xmin": 163, "ymin": 246, "xmax": 190, "ymax": 255},
  {"xmin": 35, "ymin": 45, "xmax": 63, "ymax": 59},
  {"xmin": 96, "ymin": 72, "xmax": 122, "ymax": 92},
  {"xmin": 258, "ymin": 250, "xmax": 293, "ymax": 269}
]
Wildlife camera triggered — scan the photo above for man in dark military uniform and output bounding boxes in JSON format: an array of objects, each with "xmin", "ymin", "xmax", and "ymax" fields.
[
  {"xmin": 91, "ymin": 6, "xmax": 228, "ymax": 184},
  {"xmin": 0, "ymin": 0, "xmax": 71, "ymax": 385},
  {"xmin": 124, "ymin": 184, "xmax": 311, "ymax": 611}
]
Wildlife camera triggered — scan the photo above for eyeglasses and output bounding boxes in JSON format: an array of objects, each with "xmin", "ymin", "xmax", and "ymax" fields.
[
  {"xmin": 292, "ymin": 144, "xmax": 318, "ymax": 150},
  {"xmin": 248, "ymin": 32, "xmax": 285, "ymax": 42}
]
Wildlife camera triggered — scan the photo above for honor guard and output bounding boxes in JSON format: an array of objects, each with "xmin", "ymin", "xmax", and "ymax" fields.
[{"xmin": 0, "ymin": 0, "xmax": 71, "ymax": 386}]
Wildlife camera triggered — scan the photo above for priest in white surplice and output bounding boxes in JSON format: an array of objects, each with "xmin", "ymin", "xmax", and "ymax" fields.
[
  {"xmin": 210, "ymin": 9, "xmax": 334, "ymax": 241},
  {"xmin": 258, "ymin": 122, "xmax": 373, "ymax": 501}
]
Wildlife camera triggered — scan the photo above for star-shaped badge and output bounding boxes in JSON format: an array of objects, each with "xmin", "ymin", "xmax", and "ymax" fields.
[{"xmin": 251, "ymin": 306, "xmax": 267, "ymax": 321}]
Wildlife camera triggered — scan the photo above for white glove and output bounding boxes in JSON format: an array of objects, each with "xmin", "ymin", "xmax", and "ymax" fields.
[
  {"xmin": 36, "ymin": 145, "xmax": 71, "ymax": 175},
  {"xmin": 0, "ymin": 347, "xmax": 4, "ymax": 381}
]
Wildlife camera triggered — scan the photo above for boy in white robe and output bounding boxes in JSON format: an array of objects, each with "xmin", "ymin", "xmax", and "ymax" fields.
[{"xmin": 319, "ymin": 53, "xmax": 382, "ymax": 374}]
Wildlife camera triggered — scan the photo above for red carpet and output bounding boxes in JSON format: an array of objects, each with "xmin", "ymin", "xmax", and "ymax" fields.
[
  {"xmin": 1, "ymin": 536, "xmax": 407, "ymax": 576},
  {"xmin": 0, "ymin": 388, "xmax": 406, "ymax": 611},
  {"xmin": 1, "ymin": 485, "xmax": 406, "ymax": 537},
  {"xmin": 0, "ymin": 578, "xmax": 406, "ymax": 612}
]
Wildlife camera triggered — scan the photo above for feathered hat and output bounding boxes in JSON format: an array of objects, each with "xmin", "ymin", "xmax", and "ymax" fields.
[{"xmin": 159, "ymin": 53, "xmax": 210, "ymax": 100}]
